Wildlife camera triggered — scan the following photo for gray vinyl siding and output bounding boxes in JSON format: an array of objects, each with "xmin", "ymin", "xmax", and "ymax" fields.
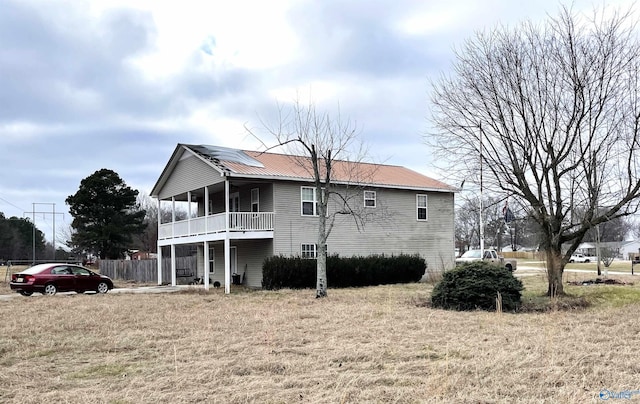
[
  {"xmin": 273, "ymin": 181, "xmax": 455, "ymax": 271},
  {"xmin": 158, "ymin": 153, "xmax": 223, "ymax": 200},
  {"xmin": 205, "ymin": 182, "xmax": 274, "ymax": 214},
  {"xmin": 273, "ymin": 181, "xmax": 320, "ymax": 256},
  {"xmin": 199, "ymin": 239, "xmax": 273, "ymax": 288},
  {"xmin": 233, "ymin": 183, "xmax": 274, "ymax": 212}
]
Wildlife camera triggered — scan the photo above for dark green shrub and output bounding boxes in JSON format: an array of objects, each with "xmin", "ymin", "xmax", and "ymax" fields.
[
  {"xmin": 431, "ymin": 261, "xmax": 523, "ymax": 311},
  {"xmin": 262, "ymin": 254, "xmax": 426, "ymax": 290}
]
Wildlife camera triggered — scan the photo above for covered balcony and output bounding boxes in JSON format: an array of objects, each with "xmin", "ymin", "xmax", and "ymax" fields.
[
  {"xmin": 156, "ymin": 180, "xmax": 275, "ymax": 245},
  {"xmin": 158, "ymin": 211, "xmax": 275, "ymax": 240}
]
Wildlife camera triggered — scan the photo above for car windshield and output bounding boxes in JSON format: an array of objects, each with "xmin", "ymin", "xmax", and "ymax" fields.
[{"xmin": 461, "ymin": 250, "xmax": 482, "ymax": 258}]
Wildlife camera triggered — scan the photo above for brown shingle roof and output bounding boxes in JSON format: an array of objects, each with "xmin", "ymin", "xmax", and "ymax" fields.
[{"xmin": 187, "ymin": 145, "xmax": 456, "ymax": 192}]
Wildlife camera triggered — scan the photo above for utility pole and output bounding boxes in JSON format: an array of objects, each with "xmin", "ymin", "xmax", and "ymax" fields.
[
  {"xmin": 24, "ymin": 203, "xmax": 64, "ymax": 264},
  {"xmin": 479, "ymin": 123, "xmax": 485, "ymax": 258}
]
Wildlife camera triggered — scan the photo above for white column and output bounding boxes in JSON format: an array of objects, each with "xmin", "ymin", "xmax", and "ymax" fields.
[
  {"xmin": 204, "ymin": 241, "xmax": 210, "ymax": 290},
  {"xmin": 171, "ymin": 197, "xmax": 176, "ymax": 238},
  {"xmin": 171, "ymin": 244, "xmax": 176, "ymax": 286},
  {"xmin": 157, "ymin": 198, "xmax": 162, "ymax": 285},
  {"xmin": 187, "ymin": 191, "xmax": 192, "ymax": 236},
  {"xmin": 157, "ymin": 245, "xmax": 163, "ymax": 285},
  {"xmin": 224, "ymin": 178, "xmax": 231, "ymax": 294},
  {"xmin": 204, "ymin": 186, "xmax": 209, "ymax": 233}
]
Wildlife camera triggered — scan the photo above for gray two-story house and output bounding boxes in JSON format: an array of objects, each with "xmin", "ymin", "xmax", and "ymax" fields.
[{"xmin": 150, "ymin": 144, "xmax": 457, "ymax": 293}]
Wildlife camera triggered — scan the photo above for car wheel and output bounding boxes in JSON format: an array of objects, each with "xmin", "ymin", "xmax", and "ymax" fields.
[
  {"xmin": 569, "ymin": 260, "xmax": 574, "ymax": 263},
  {"xmin": 97, "ymin": 282, "xmax": 109, "ymax": 294},
  {"xmin": 584, "ymin": 259, "xmax": 590, "ymax": 263},
  {"xmin": 505, "ymin": 264, "xmax": 513, "ymax": 271},
  {"xmin": 19, "ymin": 290, "xmax": 33, "ymax": 296},
  {"xmin": 43, "ymin": 283, "xmax": 58, "ymax": 296}
]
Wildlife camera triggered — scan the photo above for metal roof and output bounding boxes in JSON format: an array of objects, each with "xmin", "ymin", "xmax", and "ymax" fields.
[
  {"xmin": 189, "ymin": 145, "xmax": 264, "ymax": 168},
  {"xmin": 183, "ymin": 144, "xmax": 457, "ymax": 192}
]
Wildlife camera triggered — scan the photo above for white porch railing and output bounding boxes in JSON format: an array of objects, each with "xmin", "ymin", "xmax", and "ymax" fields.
[{"xmin": 158, "ymin": 212, "xmax": 274, "ymax": 240}]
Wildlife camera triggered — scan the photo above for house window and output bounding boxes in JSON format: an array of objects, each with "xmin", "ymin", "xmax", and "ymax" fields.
[
  {"xmin": 364, "ymin": 191, "xmax": 376, "ymax": 207},
  {"xmin": 417, "ymin": 194, "xmax": 428, "ymax": 221},
  {"xmin": 251, "ymin": 188, "xmax": 259, "ymax": 212},
  {"xmin": 208, "ymin": 247, "xmax": 215, "ymax": 273},
  {"xmin": 229, "ymin": 192, "xmax": 240, "ymax": 212},
  {"xmin": 301, "ymin": 187, "xmax": 317, "ymax": 216},
  {"xmin": 301, "ymin": 243, "xmax": 317, "ymax": 259}
]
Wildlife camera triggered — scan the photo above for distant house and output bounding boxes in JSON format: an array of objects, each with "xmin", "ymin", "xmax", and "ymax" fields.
[
  {"xmin": 150, "ymin": 144, "xmax": 457, "ymax": 292},
  {"xmin": 620, "ymin": 240, "xmax": 640, "ymax": 260},
  {"xmin": 576, "ymin": 240, "xmax": 640, "ymax": 260},
  {"xmin": 128, "ymin": 250, "xmax": 158, "ymax": 261}
]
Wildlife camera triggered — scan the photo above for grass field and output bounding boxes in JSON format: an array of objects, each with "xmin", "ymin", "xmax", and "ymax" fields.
[{"xmin": 2, "ymin": 265, "xmax": 640, "ymax": 403}]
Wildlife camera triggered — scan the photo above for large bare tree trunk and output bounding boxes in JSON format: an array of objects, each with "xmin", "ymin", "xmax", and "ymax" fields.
[
  {"xmin": 316, "ymin": 187, "xmax": 328, "ymax": 298},
  {"xmin": 316, "ymin": 243, "xmax": 327, "ymax": 298},
  {"xmin": 545, "ymin": 248, "xmax": 564, "ymax": 296}
]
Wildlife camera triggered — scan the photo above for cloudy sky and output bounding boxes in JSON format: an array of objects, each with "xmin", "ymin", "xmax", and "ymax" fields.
[{"xmin": 0, "ymin": 0, "xmax": 624, "ymax": 245}]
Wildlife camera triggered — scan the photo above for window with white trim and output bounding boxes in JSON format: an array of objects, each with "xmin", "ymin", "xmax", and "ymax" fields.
[
  {"xmin": 208, "ymin": 247, "xmax": 215, "ymax": 273},
  {"xmin": 301, "ymin": 187, "xmax": 318, "ymax": 216},
  {"xmin": 251, "ymin": 188, "xmax": 259, "ymax": 212},
  {"xmin": 301, "ymin": 243, "xmax": 317, "ymax": 259},
  {"xmin": 417, "ymin": 194, "xmax": 428, "ymax": 221},
  {"xmin": 364, "ymin": 190, "xmax": 376, "ymax": 208}
]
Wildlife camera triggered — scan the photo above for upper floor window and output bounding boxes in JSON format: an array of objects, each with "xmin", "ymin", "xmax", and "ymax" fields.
[
  {"xmin": 229, "ymin": 192, "xmax": 240, "ymax": 212},
  {"xmin": 364, "ymin": 190, "xmax": 376, "ymax": 208},
  {"xmin": 417, "ymin": 194, "xmax": 428, "ymax": 221},
  {"xmin": 251, "ymin": 188, "xmax": 259, "ymax": 212},
  {"xmin": 301, "ymin": 187, "xmax": 318, "ymax": 216}
]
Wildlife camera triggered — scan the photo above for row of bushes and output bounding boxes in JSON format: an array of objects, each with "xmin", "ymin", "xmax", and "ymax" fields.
[{"xmin": 262, "ymin": 254, "xmax": 426, "ymax": 290}]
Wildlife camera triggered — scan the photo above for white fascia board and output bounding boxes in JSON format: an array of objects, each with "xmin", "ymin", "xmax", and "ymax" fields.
[{"xmin": 225, "ymin": 173, "xmax": 458, "ymax": 194}]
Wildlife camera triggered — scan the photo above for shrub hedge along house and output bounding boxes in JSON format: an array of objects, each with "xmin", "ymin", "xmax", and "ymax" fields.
[{"xmin": 150, "ymin": 144, "xmax": 457, "ymax": 293}]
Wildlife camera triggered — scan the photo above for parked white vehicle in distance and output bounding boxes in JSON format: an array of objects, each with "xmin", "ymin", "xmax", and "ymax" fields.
[
  {"xmin": 455, "ymin": 249, "xmax": 517, "ymax": 271},
  {"xmin": 569, "ymin": 254, "xmax": 597, "ymax": 263}
]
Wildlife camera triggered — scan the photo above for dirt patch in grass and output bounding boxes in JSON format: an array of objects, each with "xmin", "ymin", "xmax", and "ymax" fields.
[
  {"xmin": 567, "ymin": 278, "xmax": 632, "ymax": 286},
  {"xmin": 1, "ymin": 281, "xmax": 640, "ymax": 403}
]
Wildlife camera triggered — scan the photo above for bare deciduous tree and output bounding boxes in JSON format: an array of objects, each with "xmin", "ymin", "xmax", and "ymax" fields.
[
  {"xmin": 428, "ymin": 7, "xmax": 640, "ymax": 296},
  {"xmin": 249, "ymin": 99, "xmax": 376, "ymax": 298},
  {"xmin": 132, "ymin": 192, "xmax": 188, "ymax": 254}
]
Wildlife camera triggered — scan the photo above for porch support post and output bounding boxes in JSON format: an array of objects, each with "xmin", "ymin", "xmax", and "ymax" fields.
[
  {"xmin": 187, "ymin": 191, "xmax": 192, "ymax": 236},
  {"xmin": 171, "ymin": 244, "xmax": 176, "ymax": 286},
  {"xmin": 204, "ymin": 186, "xmax": 209, "ymax": 233},
  {"xmin": 204, "ymin": 240, "xmax": 210, "ymax": 290},
  {"xmin": 171, "ymin": 197, "xmax": 176, "ymax": 238},
  {"xmin": 157, "ymin": 245, "xmax": 163, "ymax": 285},
  {"xmin": 224, "ymin": 178, "xmax": 231, "ymax": 294},
  {"xmin": 157, "ymin": 197, "xmax": 162, "ymax": 285}
]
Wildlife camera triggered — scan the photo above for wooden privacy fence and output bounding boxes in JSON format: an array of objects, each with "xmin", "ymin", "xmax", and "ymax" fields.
[
  {"xmin": 501, "ymin": 251, "xmax": 543, "ymax": 260},
  {"xmin": 99, "ymin": 257, "xmax": 197, "ymax": 284}
]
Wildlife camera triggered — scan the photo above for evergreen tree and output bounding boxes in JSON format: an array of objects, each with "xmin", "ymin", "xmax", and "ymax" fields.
[{"xmin": 66, "ymin": 169, "xmax": 146, "ymax": 259}]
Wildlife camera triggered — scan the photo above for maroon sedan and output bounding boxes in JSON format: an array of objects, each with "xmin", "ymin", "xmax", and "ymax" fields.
[{"xmin": 9, "ymin": 263, "xmax": 114, "ymax": 296}]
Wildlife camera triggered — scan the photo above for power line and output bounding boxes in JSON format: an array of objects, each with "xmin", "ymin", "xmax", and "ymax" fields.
[
  {"xmin": 0, "ymin": 196, "xmax": 26, "ymax": 213},
  {"xmin": 24, "ymin": 203, "xmax": 64, "ymax": 263}
]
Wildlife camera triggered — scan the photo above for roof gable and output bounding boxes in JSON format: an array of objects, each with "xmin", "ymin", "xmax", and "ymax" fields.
[{"xmin": 151, "ymin": 144, "xmax": 226, "ymax": 197}]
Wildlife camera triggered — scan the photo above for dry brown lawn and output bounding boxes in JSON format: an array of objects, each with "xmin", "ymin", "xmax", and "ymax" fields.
[{"xmin": 1, "ymin": 269, "xmax": 640, "ymax": 403}]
